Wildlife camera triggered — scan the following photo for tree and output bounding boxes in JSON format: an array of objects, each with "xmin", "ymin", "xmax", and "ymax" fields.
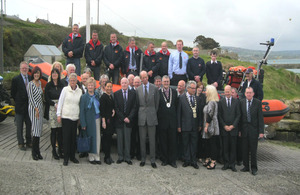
[{"xmin": 193, "ymin": 35, "xmax": 220, "ymax": 49}]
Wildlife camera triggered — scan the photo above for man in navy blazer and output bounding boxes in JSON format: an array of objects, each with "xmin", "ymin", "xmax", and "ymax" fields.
[
  {"xmin": 114, "ymin": 78, "xmax": 137, "ymax": 165},
  {"xmin": 218, "ymin": 85, "xmax": 241, "ymax": 172},
  {"xmin": 240, "ymin": 87, "xmax": 264, "ymax": 176},
  {"xmin": 177, "ymin": 80, "xmax": 202, "ymax": 169},
  {"xmin": 11, "ymin": 61, "xmax": 32, "ymax": 150}
]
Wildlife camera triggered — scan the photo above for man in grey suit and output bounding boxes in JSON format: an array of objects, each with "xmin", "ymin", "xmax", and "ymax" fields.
[
  {"xmin": 218, "ymin": 85, "xmax": 241, "ymax": 172},
  {"xmin": 240, "ymin": 87, "xmax": 264, "ymax": 176},
  {"xmin": 177, "ymin": 81, "xmax": 202, "ymax": 169},
  {"xmin": 136, "ymin": 71, "xmax": 160, "ymax": 168}
]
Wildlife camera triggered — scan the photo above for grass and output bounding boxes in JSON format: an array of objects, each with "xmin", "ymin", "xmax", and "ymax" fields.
[{"xmin": 269, "ymin": 140, "xmax": 300, "ymax": 150}]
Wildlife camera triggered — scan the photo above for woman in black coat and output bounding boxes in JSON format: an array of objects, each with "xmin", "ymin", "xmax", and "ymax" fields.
[{"xmin": 100, "ymin": 80, "xmax": 115, "ymax": 165}]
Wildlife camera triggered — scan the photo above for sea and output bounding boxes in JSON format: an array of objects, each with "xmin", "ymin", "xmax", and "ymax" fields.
[{"xmin": 250, "ymin": 59, "xmax": 300, "ymax": 74}]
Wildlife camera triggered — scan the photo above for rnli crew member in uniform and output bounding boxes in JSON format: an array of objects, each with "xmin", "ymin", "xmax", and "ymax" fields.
[
  {"xmin": 142, "ymin": 42, "xmax": 157, "ymax": 83},
  {"xmin": 187, "ymin": 47, "xmax": 206, "ymax": 82},
  {"xmin": 155, "ymin": 41, "xmax": 170, "ymax": 78}
]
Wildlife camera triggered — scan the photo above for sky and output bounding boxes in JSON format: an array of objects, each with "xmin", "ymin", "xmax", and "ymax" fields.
[{"xmin": 5, "ymin": 0, "xmax": 300, "ymax": 51}]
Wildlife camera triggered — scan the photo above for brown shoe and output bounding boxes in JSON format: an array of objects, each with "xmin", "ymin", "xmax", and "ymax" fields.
[{"xmin": 18, "ymin": 144, "xmax": 26, "ymax": 151}]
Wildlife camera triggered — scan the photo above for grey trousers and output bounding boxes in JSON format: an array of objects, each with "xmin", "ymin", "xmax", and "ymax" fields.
[
  {"xmin": 15, "ymin": 113, "xmax": 32, "ymax": 145},
  {"xmin": 116, "ymin": 124, "xmax": 132, "ymax": 161},
  {"xmin": 139, "ymin": 125, "xmax": 156, "ymax": 163}
]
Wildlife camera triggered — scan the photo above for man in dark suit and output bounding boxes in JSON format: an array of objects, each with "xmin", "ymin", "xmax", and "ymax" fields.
[
  {"xmin": 205, "ymin": 50, "xmax": 223, "ymax": 90},
  {"xmin": 177, "ymin": 81, "xmax": 202, "ymax": 169},
  {"xmin": 240, "ymin": 87, "xmax": 264, "ymax": 176},
  {"xmin": 114, "ymin": 78, "xmax": 137, "ymax": 165},
  {"xmin": 11, "ymin": 61, "xmax": 32, "ymax": 151},
  {"xmin": 157, "ymin": 76, "xmax": 178, "ymax": 168},
  {"xmin": 241, "ymin": 68, "xmax": 264, "ymax": 101},
  {"xmin": 218, "ymin": 85, "xmax": 241, "ymax": 172},
  {"xmin": 136, "ymin": 71, "xmax": 160, "ymax": 168}
]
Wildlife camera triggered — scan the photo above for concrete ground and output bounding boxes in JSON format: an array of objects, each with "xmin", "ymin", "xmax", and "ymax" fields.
[{"xmin": 0, "ymin": 117, "xmax": 300, "ymax": 194}]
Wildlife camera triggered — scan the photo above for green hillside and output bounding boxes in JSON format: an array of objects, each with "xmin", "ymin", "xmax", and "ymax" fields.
[{"xmin": 1, "ymin": 16, "xmax": 300, "ymax": 100}]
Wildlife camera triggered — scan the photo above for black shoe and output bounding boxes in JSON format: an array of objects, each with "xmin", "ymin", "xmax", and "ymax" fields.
[
  {"xmin": 58, "ymin": 149, "xmax": 64, "ymax": 159},
  {"xmin": 151, "ymin": 163, "xmax": 157, "ymax": 168},
  {"xmin": 37, "ymin": 154, "xmax": 43, "ymax": 160},
  {"xmin": 26, "ymin": 143, "xmax": 32, "ymax": 148},
  {"xmin": 105, "ymin": 158, "xmax": 111, "ymax": 165},
  {"xmin": 89, "ymin": 160, "xmax": 97, "ymax": 165},
  {"xmin": 240, "ymin": 167, "xmax": 250, "ymax": 172},
  {"xmin": 116, "ymin": 160, "xmax": 123, "ymax": 164},
  {"xmin": 19, "ymin": 144, "xmax": 26, "ymax": 151},
  {"xmin": 109, "ymin": 157, "xmax": 115, "ymax": 164},
  {"xmin": 71, "ymin": 158, "xmax": 79, "ymax": 164},
  {"xmin": 252, "ymin": 170, "xmax": 257, "ymax": 176},
  {"xmin": 231, "ymin": 166, "xmax": 237, "ymax": 172},
  {"xmin": 125, "ymin": 160, "xmax": 133, "ymax": 165},
  {"xmin": 161, "ymin": 162, "xmax": 168, "ymax": 166},
  {"xmin": 32, "ymin": 154, "xmax": 38, "ymax": 161},
  {"xmin": 222, "ymin": 164, "xmax": 229, "ymax": 170},
  {"xmin": 140, "ymin": 162, "xmax": 145, "ymax": 167},
  {"xmin": 192, "ymin": 163, "xmax": 199, "ymax": 169},
  {"xmin": 182, "ymin": 162, "xmax": 190, "ymax": 167},
  {"xmin": 52, "ymin": 150, "xmax": 59, "ymax": 160},
  {"xmin": 170, "ymin": 163, "xmax": 177, "ymax": 168},
  {"xmin": 79, "ymin": 153, "xmax": 88, "ymax": 158},
  {"xmin": 95, "ymin": 161, "xmax": 101, "ymax": 165},
  {"xmin": 237, "ymin": 161, "xmax": 242, "ymax": 166},
  {"xmin": 63, "ymin": 161, "xmax": 68, "ymax": 166}
]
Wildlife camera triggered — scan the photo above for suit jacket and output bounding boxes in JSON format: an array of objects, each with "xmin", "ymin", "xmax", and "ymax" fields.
[
  {"xmin": 177, "ymin": 93, "xmax": 202, "ymax": 132},
  {"xmin": 11, "ymin": 74, "xmax": 31, "ymax": 114},
  {"xmin": 218, "ymin": 97, "xmax": 241, "ymax": 136},
  {"xmin": 114, "ymin": 89, "xmax": 137, "ymax": 128},
  {"xmin": 241, "ymin": 78, "xmax": 264, "ymax": 101},
  {"xmin": 136, "ymin": 83, "xmax": 159, "ymax": 126},
  {"xmin": 157, "ymin": 88, "xmax": 177, "ymax": 129},
  {"xmin": 240, "ymin": 98, "xmax": 264, "ymax": 138}
]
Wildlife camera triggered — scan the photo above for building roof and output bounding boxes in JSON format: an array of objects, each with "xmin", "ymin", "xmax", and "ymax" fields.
[{"xmin": 26, "ymin": 44, "xmax": 62, "ymax": 56}]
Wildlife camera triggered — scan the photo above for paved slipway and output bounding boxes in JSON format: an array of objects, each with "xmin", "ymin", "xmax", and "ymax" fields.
[{"xmin": 0, "ymin": 117, "xmax": 300, "ymax": 195}]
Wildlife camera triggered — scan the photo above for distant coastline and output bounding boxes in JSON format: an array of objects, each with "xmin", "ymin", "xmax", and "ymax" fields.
[{"xmin": 249, "ymin": 59, "xmax": 300, "ymax": 74}]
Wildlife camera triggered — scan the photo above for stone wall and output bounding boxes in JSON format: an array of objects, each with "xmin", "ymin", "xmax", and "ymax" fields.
[{"xmin": 265, "ymin": 99, "xmax": 300, "ymax": 142}]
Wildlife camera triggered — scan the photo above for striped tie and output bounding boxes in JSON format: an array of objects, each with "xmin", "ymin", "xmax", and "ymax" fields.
[{"xmin": 247, "ymin": 100, "xmax": 251, "ymax": 122}]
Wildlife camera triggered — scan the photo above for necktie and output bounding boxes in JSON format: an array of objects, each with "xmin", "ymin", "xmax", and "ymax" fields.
[
  {"xmin": 131, "ymin": 49, "xmax": 135, "ymax": 67},
  {"xmin": 179, "ymin": 52, "xmax": 182, "ymax": 69},
  {"xmin": 144, "ymin": 85, "xmax": 148, "ymax": 102},
  {"xmin": 190, "ymin": 95, "xmax": 195, "ymax": 107},
  {"xmin": 24, "ymin": 75, "xmax": 28, "ymax": 87},
  {"xmin": 247, "ymin": 100, "xmax": 251, "ymax": 122},
  {"xmin": 123, "ymin": 90, "xmax": 127, "ymax": 112},
  {"xmin": 165, "ymin": 88, "xmax": 169, "ymax": 99},
  {"xmin": 227, "ymin": 98, "xmax": 231, "ymax": 109}
]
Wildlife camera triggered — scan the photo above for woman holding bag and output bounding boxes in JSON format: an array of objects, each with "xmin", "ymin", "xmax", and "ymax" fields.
[
  {"xmin": 80, "ymin": 77, "xmax": 101, "ymax": 165},
  {"xmin": 202, "ymin": 85, "xmax": 220, "ymax": 170}
]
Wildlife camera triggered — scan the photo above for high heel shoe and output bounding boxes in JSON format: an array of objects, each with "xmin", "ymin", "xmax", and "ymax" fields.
[
  {"xmin": 203, "ymin": 158, "xmax": 211, "ymax": 167},
  {"xmin": 207, "ymin": 161, "xmax": 216, "ymax": 170},
  {"xmin": 52, "ymin": 150, "xmax": 59, "ymax": 160}
]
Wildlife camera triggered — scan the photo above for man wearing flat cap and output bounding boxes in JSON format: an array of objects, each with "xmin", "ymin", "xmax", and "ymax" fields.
[{"xmin": 241, "ymin": 68, "xmax": 263, "ymax": 101}]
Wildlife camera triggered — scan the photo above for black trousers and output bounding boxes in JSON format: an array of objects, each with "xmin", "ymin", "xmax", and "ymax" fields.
[
  {"xmin": 130, "ymin": 122, "xmax": 140, "ymax": 158},
  {"xmin": 236, "ymin": 136, "xmax": 243, "ymax": 162},
  {"xmin": 159, "ymin": 126, "xmax": 177, "ymax": 164},
  {"xmin": 62, "ymin": 119, "xmax": 77, "ymax": 161},
  {"xmin": 242, "ymin": 136, "xmax": 258, "ymax": 171},
  {"xmin": 108, "ymin": 68, "xmax": 120, "ymax": 84},
  {"xmin": 177, "ymin": 132, "xmax": 184, "ymax": 160},
  {"xmin": 222, "ymin": 135, "xmax": 237, "ymax": 166},
  {"xmin": 203, "ymin": 135, "xmax": 218, "ymax": 161},
  {"xmin": 197, "ymin": 132, "xmax": 205, "ymax": 159},
  {"xmin": 87, "ymin": 65, "xmax": 100, "ymax": 81},
  {"xmin": 182, "ymin": 131, "xmax": 198, "ymax": 163},
  {"xmin": 103, "ymin": 130, "xmax": 113, "ymax": 159},
  {"xmin": 171, "ymin": 74, "xmax": 187, "ymax": 86}
]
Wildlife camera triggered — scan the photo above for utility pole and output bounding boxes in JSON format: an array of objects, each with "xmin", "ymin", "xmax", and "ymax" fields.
[
  {"xmin": 0, "ymin": 0, "xmax": 4, "ymax": 74},
  {"xmin": 97, "ymin": 0, "xmax": 99, "ymax": 25},
  {"xmin": 86, "ymin": 0, "xmax": 90, "ymax": 42}
]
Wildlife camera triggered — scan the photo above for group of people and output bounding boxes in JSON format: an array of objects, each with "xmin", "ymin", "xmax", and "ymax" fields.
[{"xmin": 10, "ymin": 25, "xmax": 265, "ymax": 176}]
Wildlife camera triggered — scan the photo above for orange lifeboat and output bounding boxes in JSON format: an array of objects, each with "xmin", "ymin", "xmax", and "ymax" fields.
[
  {"xmin": 28, "ymin": 61, "xmax": 121, "ymax": 92},
  {"xmin": 262, "ymin": 100, "xmax": 290, "ymax": 124}
]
